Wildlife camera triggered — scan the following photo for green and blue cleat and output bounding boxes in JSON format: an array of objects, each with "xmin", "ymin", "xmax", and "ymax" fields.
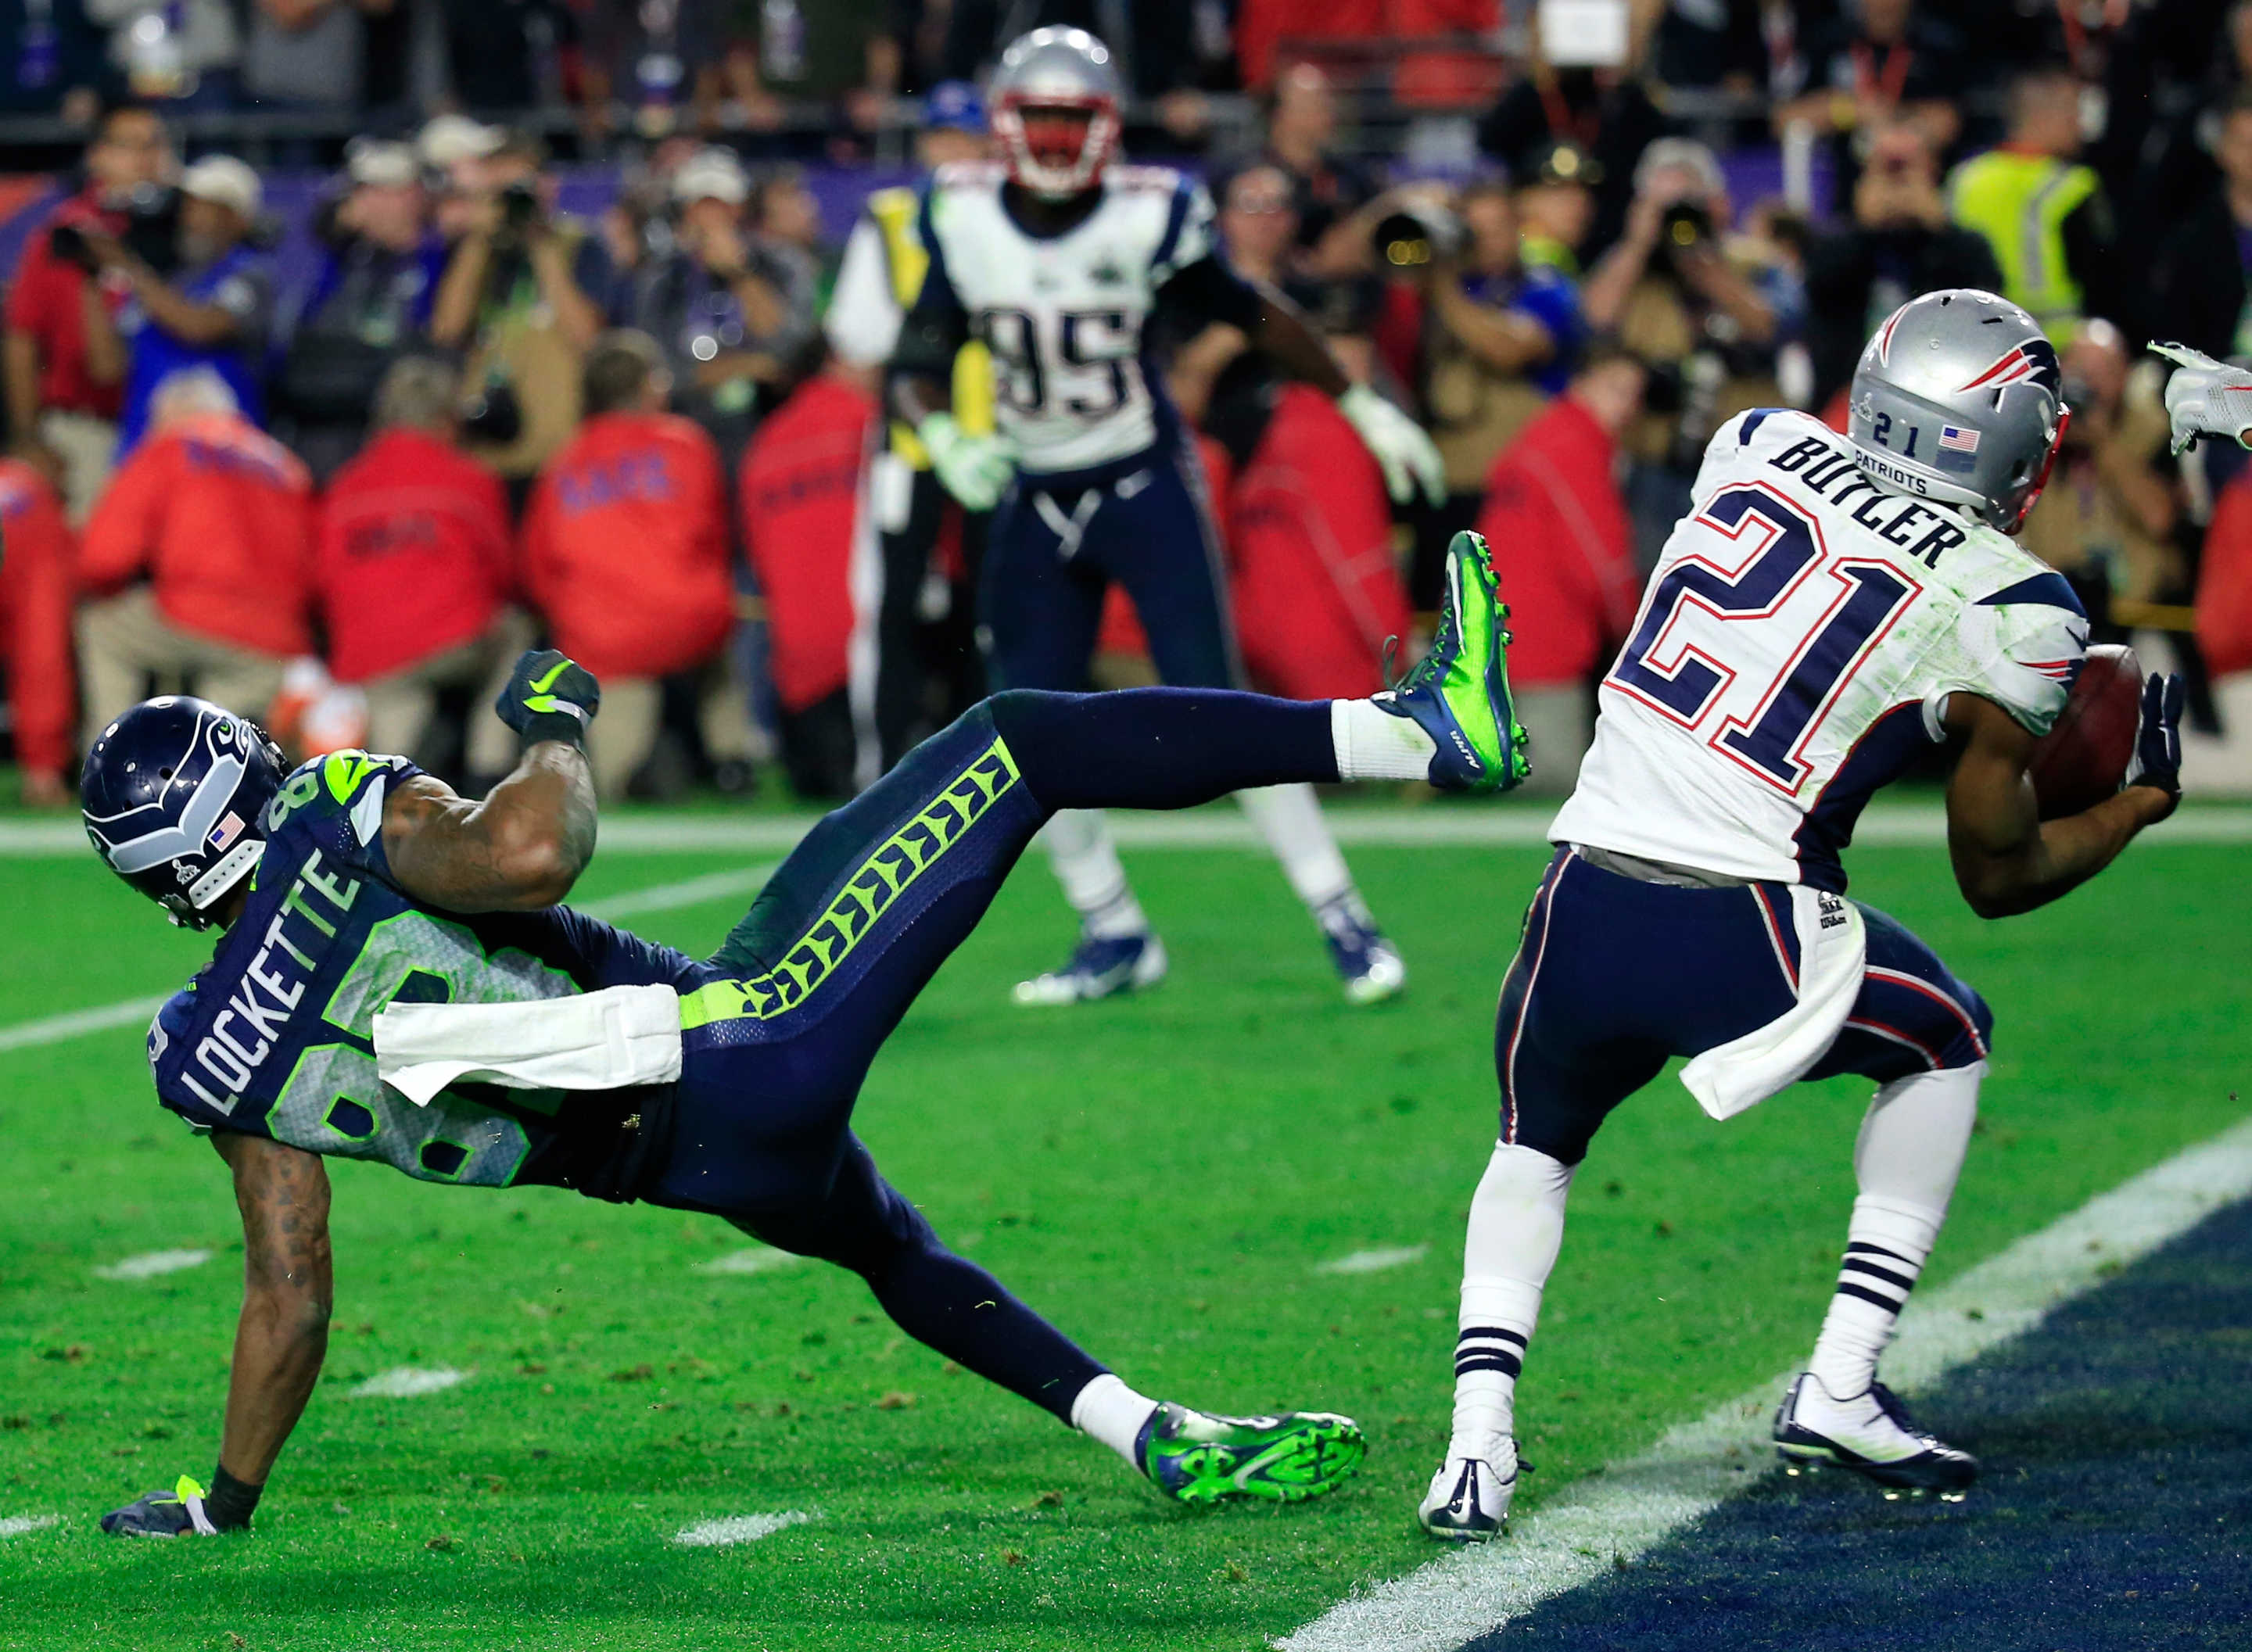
[
  {"xmin": 1136, "ymin": 1403, "xmax": 1367, "ymax": 1505},
  {"xmin": 1379, "ymin": 530, "xmax": 1530, "ymax": 793}
]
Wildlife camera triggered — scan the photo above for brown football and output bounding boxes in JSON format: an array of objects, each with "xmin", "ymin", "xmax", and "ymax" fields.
[{"xmin": 2027, "ymin": 643, "xmax": 2142, "ymax": 820}]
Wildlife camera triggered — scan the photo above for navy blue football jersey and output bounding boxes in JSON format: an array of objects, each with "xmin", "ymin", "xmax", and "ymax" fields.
[{"xmin": 145, "ymin": 751, "xmax": 695, "ymax": 1190}]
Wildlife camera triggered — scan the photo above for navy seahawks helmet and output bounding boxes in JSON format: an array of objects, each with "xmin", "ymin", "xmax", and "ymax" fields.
[{"xmin": 81, "ymin": 696, "xmax": 287, "ymax": 929}]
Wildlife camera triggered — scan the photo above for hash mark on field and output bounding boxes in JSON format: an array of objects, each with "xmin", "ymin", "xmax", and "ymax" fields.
[
  {"xmin": 0, "ymin": 1515, "xmax": 59, "ymax": 1538},
  {"xmin": 695, "ymin": 1247, "xmax": 804, "ymax": 1276},
  {"xmin": 1317, "ymin": 1245, "xmax": 1429, "ymax": 1275},
  {"xmin": 673, "ymin": 1510, "xmax": 818, "ymax": 1547},
  {"xmin": 93, "ymin": 1248, "xmax": 213, "ymax": 1281},
  {"xmin": 349, "ymin": 1367, "xmax": 470, "ymax": 1399}
]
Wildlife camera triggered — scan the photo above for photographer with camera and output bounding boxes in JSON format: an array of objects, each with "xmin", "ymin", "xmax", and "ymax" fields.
[
  {"xmin": 1386, "ymin": 180, "xmax": 1584, "ymax": 607},
  {"xmin": 622, "ymin": 147, "xmax": 816, "ymax": 464},
  {"xmin": 3, "ymin": 102, "xmax": 171, "ymax": 520},
  {"xmin": 1581, "ymin": 138, "xmax": 1775, "ymax": 357},
  {"xmin": 429, "ymin": 129, "xmax": 618, "ymax": 490},
  {"xmin": 274, "ymin": 140, "xmax": 446, "ymax": 480},
  {"xmin": 1803, "ymin": 121, "xmax": 2002, "ymax": 410},
  {"xmin": 74, "ymin": 153, "xmax": 274, "ymax": 460}
]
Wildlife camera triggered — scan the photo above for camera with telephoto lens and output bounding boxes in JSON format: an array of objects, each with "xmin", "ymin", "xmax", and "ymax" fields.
[
  {"xmin": 1371, "ymin": 202, "xmax": 1465, "ymax": 272},
  {"xmin": 1659, "ymin": 199, "xmax": 1713, "ymax": 256},
  {"xmin": 50, "ymin": 183, "xmax": 181, "ymax": 276},
  {"xmin": 499, "ymin": 180, "xmax": 541, "ymax": 235},
  {"xmin": 461, "ymin": 377, "xmax": 522, "ymax": 446}
]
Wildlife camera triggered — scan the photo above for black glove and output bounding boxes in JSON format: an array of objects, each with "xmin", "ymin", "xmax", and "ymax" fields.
[
  {"xmin": 101, "ymin": 1475, "xmax": 220, "ymax": 1538},
  {"xmin": 2125, "ymin": 671, "xmax": 2185, "ymax": 800},
  {"xmin": 495, "ymin": 648, "xmax": 601, "ymax": 751}
]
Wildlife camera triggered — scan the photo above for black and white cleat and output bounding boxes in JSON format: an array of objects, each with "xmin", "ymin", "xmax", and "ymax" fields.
[
  {"xmin": 1773, "ymin": 1373, "xmax": 1977, "ymax": 1499},
  {"xmin": 1418, "ymin": 1441, "xmax": 1519, "ymax": 1541}
]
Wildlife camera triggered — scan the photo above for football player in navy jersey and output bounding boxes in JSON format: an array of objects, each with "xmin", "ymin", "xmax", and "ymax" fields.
[
  {"xmin": 891, "ymin": 27, "xmax": 1460, "ymax": 1008},
  {"xmin": 84, "ymin": 532, "xmax": 1529, "ymax": 1537}
]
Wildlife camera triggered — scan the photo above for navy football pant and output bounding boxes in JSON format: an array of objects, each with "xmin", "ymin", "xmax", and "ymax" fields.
[
  {"xmin": 982, "ymin": 446, "xmax": 1240, "ymax": 691},
  {"xmin": 1497, "ymin": 848, "xmax": 1994, "ymax": 1166},
  {"xmin": 647, "ymin": 688, "xmax": 1337, "ymax": 1417}
]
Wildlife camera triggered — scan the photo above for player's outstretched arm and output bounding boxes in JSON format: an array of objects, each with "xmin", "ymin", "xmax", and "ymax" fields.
[
  {"xmin": 215, "ymin": 1133, "xmax": 333, "ymax": 1492},
  {"xmin": 383, "ymin": 650, "xmax": 601, "ymax": 912},
  {"xmin": 1941, "ymin": 689, "xmax": 2178, "ymax": 918},
  {"xmin": 104, "ymin": 1134, "xmax": 335, "ymax": 1535}
]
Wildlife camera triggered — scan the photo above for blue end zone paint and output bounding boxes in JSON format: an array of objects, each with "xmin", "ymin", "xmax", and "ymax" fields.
[{"xmin": 1465, "ymin": 1195, "xmax": 2252, "ymax": 1650}]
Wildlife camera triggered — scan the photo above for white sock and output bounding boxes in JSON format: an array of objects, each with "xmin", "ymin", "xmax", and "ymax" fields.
[
  {"xmin": 1330, "ymin": 697, "xmax": 1436, "ymax": 782},
  {"xmin": 1069, "ymin": 1372, "xmax": 1160, "ymax": 1467},
  {"xmin": 1040, "ymin": 809, "xmax": 1147, "ymax": 939},
  {"xmin": 1449, "ymin": 1141, "xmax": 1574, "ymax": 1459},
  {"xmin": 1235, "ymin": 783, "xmax": 1354, "ymax": 911},
  {"xmin": 1806, "ymin": 1063, "xmax": 1981, "ymax": 1399}
]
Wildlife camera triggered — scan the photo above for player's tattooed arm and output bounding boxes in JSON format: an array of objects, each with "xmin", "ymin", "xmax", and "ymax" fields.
[
  {"xmin": 1941, "ymin": 693, "xmax": 2175, "ymax": 919},
  {"xmin": 381, "ymin": 749, "xmax": 597, "ymax": 912},
  {"xmin": 213, "ymin": 1132, "xmax": 333, "ymax": 1488}
]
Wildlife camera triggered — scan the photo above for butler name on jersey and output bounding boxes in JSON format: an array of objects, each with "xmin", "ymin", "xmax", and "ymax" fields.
[
  {"xmin": 913, "ymin": 158, "xmax": 1213, "ymax": 474},
  {"xmin": 1551, "ymin": 404, "xmax": 2089, "ymax": 890}
]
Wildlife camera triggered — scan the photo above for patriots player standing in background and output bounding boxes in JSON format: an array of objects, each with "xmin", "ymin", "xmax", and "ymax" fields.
[
  {"xmin": 890, "ymin": 27, "xmax": 1451, "ymax": 1007},
  {"xmin": 1418, "ymin": 291, "xmax": 2191, "ymax": 1540}
]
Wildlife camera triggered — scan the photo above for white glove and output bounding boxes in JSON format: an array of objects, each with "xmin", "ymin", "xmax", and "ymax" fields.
[
  {"xmin": 2150, "ymin": 340, "xmax": 2252, "ymax": 455},
  {"xmin": 918, "ymin": 413, "xmax": 1017, "ymax": 512},
  {"xmin": 1337, "ymin": 382, "xmax": 1446, "ymax": 507}
]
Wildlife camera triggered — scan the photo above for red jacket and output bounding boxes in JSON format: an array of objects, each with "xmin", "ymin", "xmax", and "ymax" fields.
[
  {"xmin": 317, "ymin": 428, "xmax": 513, "ymax": 683},
  {"xmin": 1230, "ymin": 386, "xmax": 1409, "ymax": 700},
  {"xmin": 521, "ymin": 411, "xmax": 733, "ymax": 680},
  {"xmin": 741, "ymin": 374, "xmax": 873, "ymax": 712},
  {"xmin": 0, "ymin": 458, "xmax": 76, "ymax": 777},
  {"xmin": 1476, "ymin": 396, "xmax": 1639, "ymax": 688},
  {"xmin": 2199, "ymin": 467, "xmax": 2252, "ymax": 679},
  {"xmin": 80, "ymin": 413, "xmax": 314, "ymax": 657},
  {"xmin": 4, "ymin": 192, "xmax": 127, "ymax": 419}
]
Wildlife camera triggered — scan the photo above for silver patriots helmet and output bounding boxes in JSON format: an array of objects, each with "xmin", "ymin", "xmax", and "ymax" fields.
[
  {"xmin": 989, "ymin": 26, "xmax": 1123, "ymax": 199},
  {"xmin": 1848, "ymin": 288, "xmax": 2068, "ymax": 534}
]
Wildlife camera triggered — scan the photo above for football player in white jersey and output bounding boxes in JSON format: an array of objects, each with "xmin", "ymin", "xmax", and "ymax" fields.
[
  {"xmin": 889, "ymin": 26, "xmax": 1451, "ymax": 1008},
  {"xmin": 1417, "ymin": 289, "xmax": 2191, "ymax": 1540}
]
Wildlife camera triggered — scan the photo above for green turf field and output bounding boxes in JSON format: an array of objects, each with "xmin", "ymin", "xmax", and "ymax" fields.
[{"xmin": 1, "ymin": 809, "xmax": 2245, "ymax": 1651}]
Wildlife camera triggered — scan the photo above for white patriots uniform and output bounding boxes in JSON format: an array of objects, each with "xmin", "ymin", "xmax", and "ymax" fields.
[
  {"xmin": 919, "ymin": 160, "xmax": 1213, "ymax": 475},
  {"xmin": 1551, "ymin": 409, "xmax": 2090, "ymax": 891}
]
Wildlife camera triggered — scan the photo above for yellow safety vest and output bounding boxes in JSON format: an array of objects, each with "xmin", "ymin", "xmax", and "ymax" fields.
[
  {"xmin": 1945, "ymin": 149, "xmax": 2099, "ymax": 340},
  {"xmin": 866, "ymin": 186, "xmax": 995, "ymax": 466}
]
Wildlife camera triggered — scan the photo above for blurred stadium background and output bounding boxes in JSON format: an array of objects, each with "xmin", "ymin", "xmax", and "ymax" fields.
[{"xmin": 0, "ymin": 1, "xmax": 2247, "ymax": 1647}]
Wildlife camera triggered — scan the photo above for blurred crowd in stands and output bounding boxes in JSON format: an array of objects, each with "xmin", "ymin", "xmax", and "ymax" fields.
[{"xmin": 3, "ymin": 0, "xmax": 2252, "ymax": 812}]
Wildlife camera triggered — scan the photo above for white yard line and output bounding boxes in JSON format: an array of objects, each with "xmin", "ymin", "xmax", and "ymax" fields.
[
  {"xmin": 93, "ymin": 1248, "xmax": 212, "ymax": 1281},
  {"xmin": 347, "ymin": 1367, "xmax": 470, "ymax": 1399},
  {"xmin": 672, "ymin": 1510, "xmax": 817, "ymax": 1547},
  {"xmin": 1276, "ymin": 1111, "xmax": 2252, "ymax": 1652},
  {"xmin": 0, "ymin": 864, "xmax": 779, "ymax": 1061},
  {"xmin": 0, "ymin": 1514, "xmax": 59, "ymax": 1538},
  {"xmin": 1316, "ymin": 1245, "xmax": 1430, "ymax": 1276}
]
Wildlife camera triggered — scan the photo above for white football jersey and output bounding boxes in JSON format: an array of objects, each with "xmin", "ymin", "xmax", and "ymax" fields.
[
  {"xmin": 918, "ymin": 161, "xmax": 1213, "ymax": 474},
  {"xmin": 1551, "ymin": 409, "xmax": 2089, "ymax": 890}
]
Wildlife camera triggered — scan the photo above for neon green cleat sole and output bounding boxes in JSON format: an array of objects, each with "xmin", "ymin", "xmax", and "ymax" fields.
[
  {"xmin": 1136, "ymin": 1404, "xmax": 1368, "ymax": 1506},
  {"xmin": 1378, "ymin": 531, "xmax": 1529, "ymax": 792}
]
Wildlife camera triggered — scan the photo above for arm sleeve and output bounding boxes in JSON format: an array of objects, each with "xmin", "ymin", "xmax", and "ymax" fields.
[
  {"xmin": 888, "ymin": 189, "xmax": 971, "ymax": 383},
  {"xmin": 77, "ymin": 443, "xmax": 167, "ymax": 592},
  {"xmin": 824, "ymin": 217, "xmax": 904, "ymax": 367}
]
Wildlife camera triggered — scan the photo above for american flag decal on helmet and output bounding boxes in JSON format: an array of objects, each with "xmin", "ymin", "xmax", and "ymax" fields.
[
  {"xmin": 207, "ymin": 811, "xmax": 244, "ymax": 853},
  {"xmin": 1935, "ymin": 425, "xmax": 1981, "ymax": 472}
]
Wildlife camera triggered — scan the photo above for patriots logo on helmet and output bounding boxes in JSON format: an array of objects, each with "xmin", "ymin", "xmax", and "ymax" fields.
[{"xmin": 1956, "ymin": 338, "xmax": 2063, "ymax": 399}]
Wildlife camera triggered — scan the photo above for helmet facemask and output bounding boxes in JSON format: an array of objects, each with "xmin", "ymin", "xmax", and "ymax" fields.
[{"xmin": 995, "ymin": 95, "xmax": 1118, "ymax": 199}]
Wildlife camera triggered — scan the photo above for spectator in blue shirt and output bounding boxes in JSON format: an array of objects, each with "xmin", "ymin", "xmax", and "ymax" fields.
[
  {"xmin": 1409, "ymin": 177, "xmax": 1586, "ymax": 604},
  {"xmin": 274, "ymin": 139, "xmax": 448, "ymax": 479},
  {"xmin": 81, "ymin": 153, "xmax": 272, "ymax": 457}
]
